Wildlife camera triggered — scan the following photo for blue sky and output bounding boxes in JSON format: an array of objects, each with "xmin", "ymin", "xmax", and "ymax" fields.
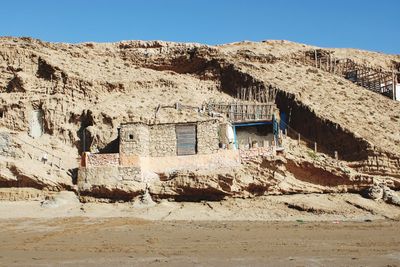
[{"xmin": 0, "ymin": 0, "xmax": 399, "ymax": 54}]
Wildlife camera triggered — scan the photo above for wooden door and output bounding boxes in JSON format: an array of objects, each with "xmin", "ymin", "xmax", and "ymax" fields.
[{"xmin": 176, "ymin": 125, "xmax": 196, "ymax": 156}]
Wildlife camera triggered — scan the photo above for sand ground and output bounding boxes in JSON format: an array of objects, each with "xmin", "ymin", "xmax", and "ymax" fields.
[
  {"xmin": 1, "ymin": 192, "xmax": 400, "ymax": 266},
  {"xmin": 0, "ymin": 218, "xmax": 399, "ymax": 267}
]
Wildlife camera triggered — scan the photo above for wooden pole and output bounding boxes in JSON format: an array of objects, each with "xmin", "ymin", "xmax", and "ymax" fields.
[
  {"xmin": 328, "ymin": 54, "xmax": 331, "ymax": 72},
  {"xmin": 297, "ymin": 133, "xmax": 300, "ymax": 145},
  {"xmin": 326, "ymin": 55, "xmax": 329, "ymax": 70},
  {"xmin": 333, "ymin": 58, "xmax": 336, "ymax": 74},
  {"xmin": 50, "ymin": 74, "xmax": 53, "ymax": 94},
  {"xmin": 314, "ymin": 142, "xmax": 317, "ymax": 153},
  {"xmin": 393, "ymin": 71, "xmax": 396, "ymax": 101},
  {"xmin": 314, "ymin": 50, "xmax": 317, "ymax": 68}
]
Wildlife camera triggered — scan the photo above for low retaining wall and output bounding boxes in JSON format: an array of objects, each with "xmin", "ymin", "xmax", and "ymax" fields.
[
  {"xmin": 239, "ymin": 146, "xmax": 275, "ymax": 161},
  {"xmin": 78, "ymin": 166, "xmax": 142, "ymax": 187},
  {"xmin": 81, "ymin": 150, "xmax": 240, "ymax": 171},
  {"xmin": 140, "ymin": 149, "xmax": 240, "ymax": 174}
]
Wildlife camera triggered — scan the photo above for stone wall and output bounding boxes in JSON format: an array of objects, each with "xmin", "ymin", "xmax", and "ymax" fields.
[
  {"xmin": 78, "ymin": 165, "xmax": 142, "ymax": 188},
  {"xmin": 119, "ymin": 120, "xmax": 221, "ymax": 158},
  {"xmin": 84, "ymin": 153, "xmax": 119, "ymax": 167},
  {"xmin": 240, "ymin": 146, "xmax": 275, "ymax": 161},
  {"xmin": 149, "ymin": 124, "xmax": 177, "ymax": 157},
  {"xmin": 197, "ymin": 120, "xmax": 220, "ymax": 154},
  {"xmin": 119, "ymin": 123, "xmax": 149, "ymax": 156},
  {"xmin": 78, "ymin": 166, "xmax": 121, "ymax": 187}
]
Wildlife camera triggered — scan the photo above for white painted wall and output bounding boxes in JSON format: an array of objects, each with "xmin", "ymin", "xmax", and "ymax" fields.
[{"xmin": 29, "ymin": 110, "xmax": 44, "ymax": 138}]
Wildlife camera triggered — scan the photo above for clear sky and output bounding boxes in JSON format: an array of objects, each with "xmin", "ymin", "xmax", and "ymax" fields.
[{"xmin": 1, "ymin": 0, "xmax": 399, "ymax": 54}]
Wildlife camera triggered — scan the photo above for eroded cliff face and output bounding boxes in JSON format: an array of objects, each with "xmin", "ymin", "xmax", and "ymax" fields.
[
  {"xmin": 0, "ymin": 37, "xmax": 399, "ymax": 201},
  {"xmin": 77, "ymin": 147, "xmax": 400, "ymax": 203}
]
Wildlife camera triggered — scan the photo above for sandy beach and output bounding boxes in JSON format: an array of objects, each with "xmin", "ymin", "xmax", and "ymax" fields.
[
  {"xmin": 0, "ymin": 218, "xmax": 399, "ymax": 267},
  {"xmin": 0, "ymin": 192, "xmax": 400, "ymax": 266}
]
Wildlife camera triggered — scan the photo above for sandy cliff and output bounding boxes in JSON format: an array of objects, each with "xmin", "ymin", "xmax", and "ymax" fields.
[{"xmin": 0, "ymin": 37, "xmax": 399, "ymax": 201}]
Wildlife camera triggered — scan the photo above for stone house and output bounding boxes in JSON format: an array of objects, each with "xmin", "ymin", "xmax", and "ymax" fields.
[
  {"xmin": 77, "ymin": 102, "xmax": 282, "ymax": 196},
  {"xmin": 119, "ymin": 119, "xmax": 219, "ymax": 160},
  {"xmin": 78, "ymin": 117, "xmax": 240, "ymax": 190}
]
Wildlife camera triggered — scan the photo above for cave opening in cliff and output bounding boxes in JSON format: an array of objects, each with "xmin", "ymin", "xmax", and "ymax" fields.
[{"xmin": 77, "ymin": 110, "xmax": 95, "ymax": 154}]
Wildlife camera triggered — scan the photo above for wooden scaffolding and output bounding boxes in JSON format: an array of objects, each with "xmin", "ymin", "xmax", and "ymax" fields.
[
  {"xmin": 297, "ymin": 49, "xmax": 398, "ymax": 99},
  {"xmin": 235, "ymin": 84, "xmax": 277, "ymax": 103},
  {"xmin": 206, "ymin": 101, "xmax": 276, "ymax": 123}
]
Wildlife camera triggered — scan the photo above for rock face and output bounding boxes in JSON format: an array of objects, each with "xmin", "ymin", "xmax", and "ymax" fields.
[
  {"xmin": 366, "ymin": 185, "xmax": 384, "ymax": 200},
  {"xmin": 364, "ymin": 184, "xmax": 400, "ymax": 207},
  {"xmin": 0, "ymin": 37, "xmax": 399, "ymax": 201},
  {"xmin": 0, "ymin": 132, "xmax": 13, "ymax": 157},
  {"xmin": 382, "ymin": 187, "xmax": 400, "ymax": 207},
  {"xmin": 41, "ymin": 191, "xmax": 80, "ymax": 208}
]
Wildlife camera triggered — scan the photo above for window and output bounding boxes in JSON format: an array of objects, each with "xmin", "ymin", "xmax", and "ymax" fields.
[{"xmin": 124, "ymin": 130, "xmax": 135, "ymax": 142}]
